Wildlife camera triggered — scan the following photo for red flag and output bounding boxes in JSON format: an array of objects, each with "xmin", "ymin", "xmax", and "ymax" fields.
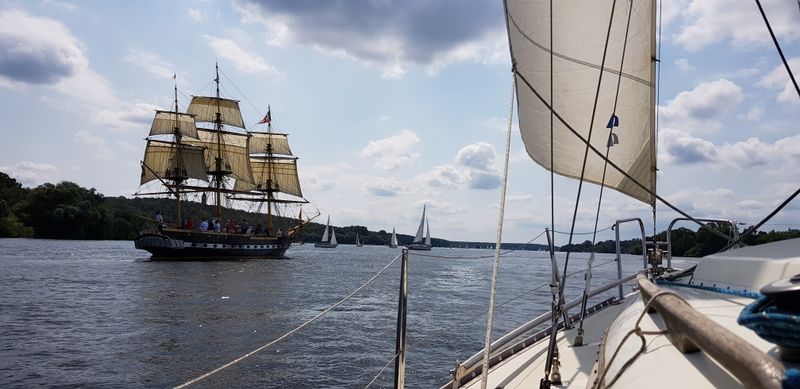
[{"xmin": 258, "ymin": 109, "xmax": 271, "ymax": 124}]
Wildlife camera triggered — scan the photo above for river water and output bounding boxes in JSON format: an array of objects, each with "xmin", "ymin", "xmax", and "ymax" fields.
[{"xmin": 0, "ymin": 238, "xmax": 682, "ymax": 388}]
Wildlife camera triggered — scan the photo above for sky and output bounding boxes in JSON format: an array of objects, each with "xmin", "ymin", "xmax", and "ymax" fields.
[{"xmin": 0, "ymin": 0, "xmax": 799, "ymax": 244}]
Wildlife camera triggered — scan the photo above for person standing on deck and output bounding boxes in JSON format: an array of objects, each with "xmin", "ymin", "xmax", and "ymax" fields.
[{"xmin": 155, "ymin": 210, "xmax": 164, "ymax": 232}]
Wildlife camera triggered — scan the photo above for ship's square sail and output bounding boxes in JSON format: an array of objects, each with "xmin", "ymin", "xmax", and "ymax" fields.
[
  {"xmin": 506, "ymin": 0, "xmax": 656, "ymax": 204},
  {"xmin": 148, "ymin": 111, "xmax": 199, "ymax": 139},
  {"xmin": 235, "ymin": 158, "xmax": 303, "ymax": 197},
  {"xmin": 184, "ymin": 128, "xmax": 255, "ymax": 185},
  {"xmin": 249, "ymin": 132, "xmax": 293, "ymax": 156},
  {"xmin": 187, "ymin": 96, "xmax": 246, "ymax": 128},
  {"xmin": 140, "ymin": 140, "xmax": 208, "ymax": 185}
]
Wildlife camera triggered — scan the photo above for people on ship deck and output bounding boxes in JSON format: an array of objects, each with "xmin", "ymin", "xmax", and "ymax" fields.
[
  {"xmin": 213, "ymin": 219, "xmax": 221, "ymax": 233},
  {"xmin": 240, "ymin": 219, "xmax": 249, "ymax": 234},
  {"xmin": 199, "ymin": 219, "xmax": 209, "ymax": 232},
  {"xmin": 155, "ymin": 210, "xmax": 164, "ymax": 232},
  {"xmin": 184, "ymin": 217, "xmax": 193, "ymax": 230},
  {"xmin": 226, "ymin": 219, "xmax": 235, "ymax": 233}
]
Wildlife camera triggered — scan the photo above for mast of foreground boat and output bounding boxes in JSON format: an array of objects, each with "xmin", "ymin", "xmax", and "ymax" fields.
[{"xmin": 265, "ymin": 105, "xmax": 274, "ymax": 235}]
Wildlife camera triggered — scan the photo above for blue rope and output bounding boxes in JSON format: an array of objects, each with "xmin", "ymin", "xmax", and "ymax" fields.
[
  {"xmin": 655, "ymin": 278, "xmax": 761, "ymax": 299},
  {"xmin": 738, "ymin": 296, "xmax": 800, "ymax": 349},
  {"xmin": 785, "ymin": 368, "xmax": 800, "ymax": 389}
]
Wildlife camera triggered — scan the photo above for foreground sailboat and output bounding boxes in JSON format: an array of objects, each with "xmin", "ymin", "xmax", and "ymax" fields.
[
  {"xmin": 315, "ymin": 215, "xmax": 338, "ymax": 248},
  {"xmin": 443, "ymin": 1, "xmax": 800, "ymax": 389},
  {"xmin": 408, "ymin": 205, "xmax": 432, "ymax": 250},
  {"xmin": 133, "ymin": 65, "xmax": 310, "ymax": 260}
]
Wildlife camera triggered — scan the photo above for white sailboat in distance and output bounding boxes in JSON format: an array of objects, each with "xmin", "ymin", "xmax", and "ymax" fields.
[
  {"xmin": 314, "ymin": 215, "xmax": 337, "ymax": 248},
  {"xmin": 408, "ymin": 204, "xmax": 432, "ymax": 251}
]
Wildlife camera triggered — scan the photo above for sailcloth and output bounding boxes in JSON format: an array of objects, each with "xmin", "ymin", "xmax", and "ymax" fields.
[
  {"xmin": 413, "ymin": 205, "xmax": 427, "ymax": 244},
  {"xmin": 320, "ymin": 215, "xmax": 330, "ymax": 242},
  {"xmin": 505, "ymin": 0, "xmax": 656, "ymax": 205}
]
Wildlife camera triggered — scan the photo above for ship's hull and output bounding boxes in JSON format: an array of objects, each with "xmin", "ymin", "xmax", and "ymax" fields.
[
  {"xmin": 407, "ymin": 243, "xmax": 431, "ymax": 251},
  {"xmin": 134, "ymin": 229, "xmax": 291, "ymax": 260},
  {"xmin": 314, "ymin": 242, "xmax": 338, "ymax": 248}
]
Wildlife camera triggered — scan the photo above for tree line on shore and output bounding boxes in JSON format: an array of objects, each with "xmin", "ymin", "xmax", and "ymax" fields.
[{"xmin": 2, "ymin": 172, "xmax": 797, "ymax": 255}]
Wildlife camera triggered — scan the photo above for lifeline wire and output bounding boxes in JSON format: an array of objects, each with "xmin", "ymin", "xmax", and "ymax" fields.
[
  {"xmin": 364, "ymin": 352, "xmax": 399, "ymax": 389},
  {"xmin": 174, "ymin": 252, "xmax": 403, "ymax": 389}
]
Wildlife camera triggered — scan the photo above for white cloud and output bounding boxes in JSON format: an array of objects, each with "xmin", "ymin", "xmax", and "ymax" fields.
[
  {"xmin": 456, "ymin": 142, "xmax": 496, "ymax": 169},
  {"xmin": 0, "ymin": 161, "xmax": 58, "ymax": 187},
  {"xmin": 74, "ymin": 129, "xmax": 113, "ymax": 159},
  {"xmin": 0, "ymin": 9, "xmax": 86, "ymax": 85},
  {"xmin": 124, "ymin": 48, "xmax": 175, "ymax": 79},
  {"xmin": 203, "ymin": 35, "xmax": 279, "ymax": 75},
  {"xmin": 93, "ymin": 102, "xmax": 158, "ymax": 131},
  {"xmin": 417, "ymin": 165, "xmax": 469, "ymax": 189},
  {"xmin": 359, "ymin": 130, "xmax": 420, "ymax": 171},
  {"xmin": 363, "ymin": 177, "xmax": 407, "ymax": 197},
  {"xmin": 187, "ymin": 8, "xmax": 205, "ymax": 22},
  {"xmin": 232, "ymin": 0, "xmax": 507, "ymax": 78},
  {"xmin": 674, "ymin": 58, "xmax": 692, "ymax": 71},
  {"xmin": 757, "ymin": 57, "xmax": 800, "ymax": 105},
  {"xmin": 660, "ymin": 128, "xmax": 800, "ymax": 172},
  {"xmin": 659, "ymin": 79, "xmax": 743, "ymax": 131},
  {"xmin": 674, "ymin": 0, "xmax": 800, "ymax": 51}
]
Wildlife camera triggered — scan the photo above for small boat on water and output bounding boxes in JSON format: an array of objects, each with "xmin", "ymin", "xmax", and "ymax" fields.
[
  {"xmin": 133, "ymin": 64, "xmax": 312, "ymax": 260},
  {"xmin": 442, "ymin": 1, "xmax": 800, "ymax": 389},
  {"xmin": 389, "ymin": 227, "xmax": 399, "ymax": 248},
  {"xmin": 408, "ymin": 204, "xmax": 432, "ymax": 251},
  {"xmin": 355, "ymin": 231, "xmax": 363, "ymax": 247},
  {"xmin": 315, "ymin": 215, "xmax": 338, "ymax": 248}
]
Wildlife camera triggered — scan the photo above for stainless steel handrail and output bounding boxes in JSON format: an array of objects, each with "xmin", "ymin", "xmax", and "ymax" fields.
[
  {"xmin": 453, "ymin": 273, "xmax": 636, "ymax": 378},
  {"xmin": 613, "ymin": 218, "xmax": 648, "ymax": 298},
  {"xmin": 666, "ymin": 218, "xmax": 739, "ymax": 267}
]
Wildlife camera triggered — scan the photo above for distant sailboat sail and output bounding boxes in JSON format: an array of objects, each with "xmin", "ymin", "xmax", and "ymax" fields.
[
  {"xmin": 315, "ymin": 215, "xmax": 338, "ymax": 248},
  {"xmin": 409, "ymin": 205, "xmax": 432, "ymax": 250},
  {"xmin": 355, "ymin": 232, "xmax": 363, "ymax": 247},
  {"xmin": 389, "ymin": 227, "xmax": 398, "ymax": 248}
]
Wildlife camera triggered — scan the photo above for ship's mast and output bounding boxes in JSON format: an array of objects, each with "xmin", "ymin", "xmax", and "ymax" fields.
[
  {"xmin": 213, "ymin": 63, "xmax": 223, "ymax": 220},
  {"xmin": 266, "ymin": 105, "xmax": 274, "ymax": 236},
  {"xmin": 172, "ymin": 76, "xmax": 183, "ymax": 225}
]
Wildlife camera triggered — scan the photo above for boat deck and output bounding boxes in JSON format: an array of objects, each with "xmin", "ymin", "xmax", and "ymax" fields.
[{"xmin": 461, "ymin": 286, "xmax": 798, "ymax": 388}]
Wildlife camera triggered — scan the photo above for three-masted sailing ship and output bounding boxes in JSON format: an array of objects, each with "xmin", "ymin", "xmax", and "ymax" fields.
[
  {"xmin": 407, "ymin": 204, "xmax": 432, "ymax": 250},
  {"xmin": 134, "ymin": 64, "xmax": 310, "ymax": 259}
]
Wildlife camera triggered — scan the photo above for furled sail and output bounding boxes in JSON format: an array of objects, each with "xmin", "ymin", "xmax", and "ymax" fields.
[
  {"xmin": 140, "ymin": 140, "xmax": 208, "ymax": 185},
  {"xmin": 248, "ymin": 132, "xmax": 293, "ymax": 156},
  {"xmin": 506, "ymin": 0, "xmax": 656, "ymax": 205},
  {"xmin": 234, "ymin": 158, "xmax": 303, "ymax": 197},
  {"xmin": 148, "ymin": 111, "xmax": 199, "ymax": 139},
  {"xmin": 187, "ymin": 96, "xmax": 246, "ymax": 129},
  {"xmin": 184, "ymin": 128, "xmax": 255, "ymax": 185}
]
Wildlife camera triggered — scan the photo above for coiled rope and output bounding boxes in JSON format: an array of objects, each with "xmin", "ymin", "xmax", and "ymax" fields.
[
  {"xmin": 174, "ymin": 252, "xmax": 403, "ymax": 388},
  {"xmin": 595, "ymin": 290, "xmax": 677, "ymax": 388}
]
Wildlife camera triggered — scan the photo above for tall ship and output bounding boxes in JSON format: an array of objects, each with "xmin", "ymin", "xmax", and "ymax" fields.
[
  {"xmin": 134, "ymin": 64, "xmax": 311, "ymax": 260},
  {"xmin": 408, "ymin": 204, "xmax": 432, "ymax": 250}
]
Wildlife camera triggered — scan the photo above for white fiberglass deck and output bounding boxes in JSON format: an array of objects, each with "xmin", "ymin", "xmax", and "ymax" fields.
[{"xmin": 459, "ymin": 238, "xmax": 800, "ymax": 388}]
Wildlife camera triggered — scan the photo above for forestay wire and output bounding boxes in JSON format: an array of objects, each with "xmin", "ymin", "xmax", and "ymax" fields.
[{"xmin": 173, "ymin": 252, "xmax": 403, "ymax": 389}]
